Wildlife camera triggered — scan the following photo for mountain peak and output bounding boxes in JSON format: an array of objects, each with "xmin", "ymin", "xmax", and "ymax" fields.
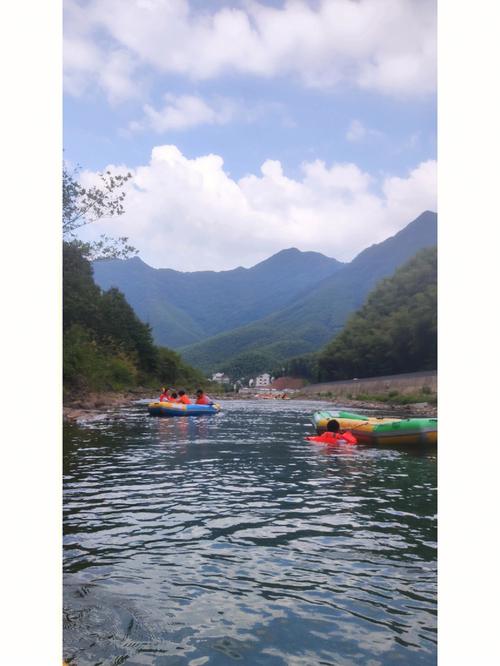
[
  {"xmin": 254, "ymin": 246, "xmax": 339, "ymax": 269},
  {"xmin": 277, "ymin": 247, "xmax": 301, "ymax": 254}
]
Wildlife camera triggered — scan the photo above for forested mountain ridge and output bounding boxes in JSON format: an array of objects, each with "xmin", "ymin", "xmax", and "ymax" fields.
[
  {"xmin": 317, "ymin": 246, "xmax": 437, "ymax": 380},
  {"xmin": 180, "ymin": 211, "xmax": 437, "ymax": 374},
  {"xmin": 93, "ymin": 248, "xmax": 344, "ymax": 348}
]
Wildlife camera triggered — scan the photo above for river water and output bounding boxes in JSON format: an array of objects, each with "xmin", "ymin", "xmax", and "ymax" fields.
[{"xmin": 63, "ymin": 400, "xmax": 437, "ymax": 666}]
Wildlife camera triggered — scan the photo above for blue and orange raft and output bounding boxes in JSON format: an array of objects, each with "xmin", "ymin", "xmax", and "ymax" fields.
[{"xmin": 148, "ymin": 401, "xmax": 221, "ymax": 417}]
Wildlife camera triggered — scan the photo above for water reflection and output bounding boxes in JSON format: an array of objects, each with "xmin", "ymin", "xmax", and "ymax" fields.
[{"xmin": 64, "ymin": 400, "xmax": 437, "ymax": 665}]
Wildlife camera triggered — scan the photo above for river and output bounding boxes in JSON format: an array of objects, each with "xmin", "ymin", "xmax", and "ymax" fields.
[{"xmin": 63, "ymin": 399, "xmax": 437, "ymax": 665}]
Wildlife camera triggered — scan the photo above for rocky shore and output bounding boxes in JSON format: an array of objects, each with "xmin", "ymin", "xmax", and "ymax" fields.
[{"xmin": 63, "ymin": 389, "xmax": 153, "ymax": 423}]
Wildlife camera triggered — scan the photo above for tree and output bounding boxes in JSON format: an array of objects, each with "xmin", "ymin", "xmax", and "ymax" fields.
[
  {"xmin": 63, "ymin": 162, "xmax": 136, "ymax": 260},
  {"xmin": 63, "ymin": 240, "xmax": 102, "ymax": 332}
]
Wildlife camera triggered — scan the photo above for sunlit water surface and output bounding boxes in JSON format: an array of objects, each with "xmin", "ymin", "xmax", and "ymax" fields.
[{"xmin": 63, "ymin": 400, "xmax": 437, "ymax": 665}]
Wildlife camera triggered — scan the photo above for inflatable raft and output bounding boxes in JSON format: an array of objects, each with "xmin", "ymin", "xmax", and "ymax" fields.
[
  {"xmin": 312, "ymin": 410, "xmax": 437, "ymax": 446},
  {"xmin": 148, "ymin": 401, "xmax": 221, "ymax": 417}
]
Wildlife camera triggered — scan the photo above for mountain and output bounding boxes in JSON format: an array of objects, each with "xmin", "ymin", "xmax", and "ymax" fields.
[
  {"xmin": 318, "ymin": 246, "xmax": 437, "ymax": 380},
  {"xmin": 92, "ymin": 248, "xmax": 344, "ymax": 348},
  {"xmin": 180, "ymin": 211, "xmax": 437, "ymax": 374}
]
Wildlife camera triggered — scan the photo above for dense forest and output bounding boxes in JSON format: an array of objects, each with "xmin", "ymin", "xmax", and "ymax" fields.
[
  {"xmin": 316, "ymin": 247, "xmax": 437, "ymax": 381},
  {"xmin": 63, "ymin": 241, "xmax": 205, "ymax": 394}
]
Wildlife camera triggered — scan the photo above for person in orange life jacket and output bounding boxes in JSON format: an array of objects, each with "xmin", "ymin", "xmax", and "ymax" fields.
[
  {"xmin": 159, "ymin": 387, "xmax": 172, "ymax": 402},
  {"xmin": 306, "ymin": 419, "xmax": 357, "ymax": 445},
  {"xmin": 195, "ymin": 388, "xmax": 213, "ymax": 405},
  {"xmin": 169, "ymin": 392, "xmax": 179, "ymax": 402},
  {"xmin": 177, "ymin": 389, "xmax": 192, "ymax": 404}
]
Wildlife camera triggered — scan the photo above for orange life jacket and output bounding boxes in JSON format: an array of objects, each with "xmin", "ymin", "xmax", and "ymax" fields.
[{"xmin": 306, "ymin": 431, "xmax": 357, "ymax": 445}]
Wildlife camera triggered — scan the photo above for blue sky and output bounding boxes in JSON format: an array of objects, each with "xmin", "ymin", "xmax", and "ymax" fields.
[
  {"xmin": 65, "ymin": 81, "xmax": 436, "ymax": 182},
  {"xmin": 64, "ymin": 0, "xmax": 437, "ymax": 271}
]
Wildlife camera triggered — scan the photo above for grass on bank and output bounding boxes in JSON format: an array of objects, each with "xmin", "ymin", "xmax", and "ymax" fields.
[{"xmin": 316, "ymin": 386, "xmax": 437, "ymax": 406}]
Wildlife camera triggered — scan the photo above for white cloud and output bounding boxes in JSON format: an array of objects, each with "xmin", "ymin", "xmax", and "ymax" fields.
[
  {"xmin": 78, "ymin": 145, "xmax": 437, "ymax": 271},
  {"xmin": 382, "ymin": 159, "xmax": 437, "ymax": 220},
  {"xmin": 97, "ymin": 50, "xmax": 139, "ymax": 105},
  {"xmin": 63, "ymin": 0, "xmax": 139, "ymax": 103},
  {"xmin": 346, "ymin": 119, "xmax": 382, "ymax": 142},
  {"xmin": 127, "ymin": 94, "xmax": 284, "ymax": 133},
  {"xmin": 64, "ymin": 0, "xmax": 436, "ymax": 101},
  {"xmin": 129, "ymin": 94, "xmax": 237, "ymax": 133}
]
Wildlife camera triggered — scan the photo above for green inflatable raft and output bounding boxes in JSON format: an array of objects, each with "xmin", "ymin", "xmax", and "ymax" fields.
[{"xmin": 312, "ymin": 410, "xmax": 437, "ymax": 446}]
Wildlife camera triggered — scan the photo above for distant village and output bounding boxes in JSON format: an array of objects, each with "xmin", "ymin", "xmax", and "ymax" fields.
[{"xmin": 210, "ymin": 372, "xmax": 305, "ymax": 393}]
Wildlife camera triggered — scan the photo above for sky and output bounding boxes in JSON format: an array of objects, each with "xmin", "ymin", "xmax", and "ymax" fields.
[{"xmin": 64, "ymin": 0, "xmax": 437, "ymax": 271}]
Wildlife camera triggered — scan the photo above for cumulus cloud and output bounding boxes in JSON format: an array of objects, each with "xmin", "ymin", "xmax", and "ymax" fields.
[
  {"xmin": 77, "ymin": 145, "xmax": 437, "ymax": 271},
  {"xmin": 64, "ymin": 0, "xmax": 436, "ymax": 101},
  {"xmin": 382, "ymin": 159, "xmax": 437, "ymax": 220}
]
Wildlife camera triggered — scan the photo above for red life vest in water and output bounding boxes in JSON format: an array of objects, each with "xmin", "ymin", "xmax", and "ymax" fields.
[{"xmin": 306, "ymin": 431, "xmax": 357, "ymax": 445}]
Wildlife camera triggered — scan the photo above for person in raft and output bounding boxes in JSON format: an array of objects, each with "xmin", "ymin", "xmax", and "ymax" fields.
[
  {"xmin": 177, "ymin": 389, "xmax": 192, "ymax": 404},
  {"xmin": 159, "ymin": 387, "xmax": 172, "ymax": 402},
  {"xmin": 195, "ymin": 388, "xmax": 214, "ymax": 405},
  {"xmin": 306, "ymin": 419, "xmax": 357, "ymax": 445}
]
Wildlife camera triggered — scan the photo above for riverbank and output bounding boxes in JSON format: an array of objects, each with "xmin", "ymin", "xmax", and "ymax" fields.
[
  {"xmin": 212, "ymin": 393, "xmax": 437, "ymax": 417},
  {"xmin": 63, "ymin": 388, "xmax": 437, "ymax": 423},
  {"xmin": 63, "ymin": 388, "xmax": 152, "ymax": 423},
  {"xmin": 308, "ymin": 395, "xmax": 438, "ymax": 417},
  {"xmin": 293, "ymin": 370, "xmax": 437, "ymax": 417}
]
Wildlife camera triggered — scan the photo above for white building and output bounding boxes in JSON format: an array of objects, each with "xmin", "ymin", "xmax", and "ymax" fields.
[
  {"xmin": 255, "ymin": 373, "xmax": 272, "ymax": 387},
  {"xmin": 211, "ymin": 372, "xmax": 230, "ymax": 384}
]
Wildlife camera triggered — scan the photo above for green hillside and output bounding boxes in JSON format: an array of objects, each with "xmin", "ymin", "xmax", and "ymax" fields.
[
  {"xmin": 180, "ymin": 211, "xmax": 437, "ymax": 375},
  {"xmin": 93, "ymin": 248, "xmax": 343, "ymax": 347},
  {"xmin": 317, "ymin": 246, "xmax": 437, "ymax": 380},
  {"xmin": 63, "ymin": 242, "xmax": 204, "ymax": 395}
]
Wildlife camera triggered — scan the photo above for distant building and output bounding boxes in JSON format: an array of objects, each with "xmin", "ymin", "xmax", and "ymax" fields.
[
  {"xmin": 211, "ymin": 372, "xmax": 230, "ymax": 384},
  {"xmin": 255, "ymin": 373, "xmax": 272, "ymax": 387}
]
